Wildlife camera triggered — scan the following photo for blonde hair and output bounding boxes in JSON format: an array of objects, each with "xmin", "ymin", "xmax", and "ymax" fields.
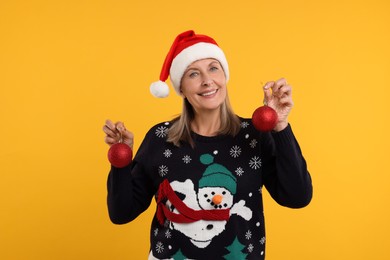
[{"xmin": 167, "ymin": 92, "xmax": 241, "ymax": 147}]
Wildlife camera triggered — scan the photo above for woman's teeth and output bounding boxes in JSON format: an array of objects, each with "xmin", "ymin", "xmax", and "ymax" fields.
[{"xmin": 201, "ymin": 90, "xmax": 217, "ymax": 96}]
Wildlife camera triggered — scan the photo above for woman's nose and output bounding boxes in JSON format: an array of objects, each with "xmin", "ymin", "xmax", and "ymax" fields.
[{"xmin": 202, "ymin": 75, "xmax": 213, "ymax": 86}]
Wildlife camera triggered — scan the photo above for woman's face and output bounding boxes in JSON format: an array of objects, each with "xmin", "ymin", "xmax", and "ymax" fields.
[{"xmin": 180, "ymin": 58, "xmax": 227, "ymax": 114}]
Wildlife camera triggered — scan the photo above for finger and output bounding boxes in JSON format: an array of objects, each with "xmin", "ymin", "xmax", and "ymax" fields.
[
  {"xmin": 105, "ymin": 119, "xmax": 116, "ymax": 131},
  {"xmin": 122, "ymin": 130, "xmax": 134, "ymax": 147},
  {"xmin": 104, "ymin": 126, "xmax": 121, "ymax": 141},
  {"xmin": 122, "ymin": 130, "xmax": 134, "ymax": 141},
  {"xmin": 115, "ymin": 121, "xmax": 126, "ymax": 133},
  {"xmin": 104, "ymin": 136, "xmax": 117, "ymax": 146},
  {"xmin": 271, "ymin": 78, "xmax": 286, "ymax": 95},
  {"xmin": 263, "ymin": 81, "xmax": 275, "ymax": 91},
  {"xmin": 275, "ymin": 78, "xmax": 288, "ymax": 89},
  {"xmin": 104, "ymin": 119, "xmax": 121, "ymax": 137},
  {"xmin": 103, "ymin": 124, "xmax": 118, "ymax": 137},
  {"xmin": 274, "ymin": 82, "xmax": 291, "ymax": 99},
  {"xmin": 277, "ymin": 84, "xmax": 292, "ymax": 98},
  {"xmin": 263, "ymin": 81, "xmax": 275, "ymax": 105},
  {"xmin": 279, "ymin": 96, "xmax": 294, "ymax": 107}
]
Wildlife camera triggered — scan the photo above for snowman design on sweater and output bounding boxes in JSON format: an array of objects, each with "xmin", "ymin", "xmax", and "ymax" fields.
[{"xmin": 157, "ymin": 154, "xmax": 253, "ymax": 249}]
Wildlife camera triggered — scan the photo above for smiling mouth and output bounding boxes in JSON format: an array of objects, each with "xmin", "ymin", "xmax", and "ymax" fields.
[{"xmin": 199, "ymin": 89, "xmax": 218, "ymax": 97}]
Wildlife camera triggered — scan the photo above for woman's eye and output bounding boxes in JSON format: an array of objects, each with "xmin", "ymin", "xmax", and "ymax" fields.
[
  {"xmin": 189, "ymin": 72, "xmax": 198, "ymax": 78},
  {"xmin": 210, "ymin": 66, "xmax": 219, "ymax": 72}
]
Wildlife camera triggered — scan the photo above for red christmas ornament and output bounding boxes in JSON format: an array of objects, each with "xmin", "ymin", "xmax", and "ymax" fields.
[
  {"xmin": 108, "ymin": 143, "xmax": 133, "ymax": 168},
  {"xmin": 252, "ymin": 106, "xmax": 278, "ymax": 132}
]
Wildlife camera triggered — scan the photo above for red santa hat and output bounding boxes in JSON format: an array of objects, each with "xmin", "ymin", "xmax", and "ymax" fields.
[{"xmin": 150, "ymin": 30, "xmax": 230, "ymax": 98}]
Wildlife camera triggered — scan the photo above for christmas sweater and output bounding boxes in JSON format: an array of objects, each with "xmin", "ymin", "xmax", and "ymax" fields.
[{"xmin": 107, "ymin": 118, "xmax": 312, "ymax": 260}]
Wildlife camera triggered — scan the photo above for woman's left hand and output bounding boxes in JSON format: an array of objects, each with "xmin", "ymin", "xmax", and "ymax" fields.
[{"xmin": 263, "ymin": 78, "xmax": 294, "ymax": 132}]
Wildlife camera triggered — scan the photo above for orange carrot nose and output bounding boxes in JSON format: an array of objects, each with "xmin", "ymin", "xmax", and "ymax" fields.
[{"xmin": 212, "ymin": 194, "xmax": 223, "ymax": 205}]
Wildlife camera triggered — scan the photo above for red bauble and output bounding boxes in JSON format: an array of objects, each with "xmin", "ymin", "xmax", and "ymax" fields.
[
  {"xmin": 252, "ymin": 106, "xmax": 278, "ymax": 132},
  {"xmin": 108, "ymin": 143, "xmax": 133, "ymax": 168}
]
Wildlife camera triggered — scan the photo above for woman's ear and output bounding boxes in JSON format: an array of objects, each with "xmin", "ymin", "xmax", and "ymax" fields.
[{"xmin": 180, "ymin": 88, "xmax": 186, "ymax": 98}]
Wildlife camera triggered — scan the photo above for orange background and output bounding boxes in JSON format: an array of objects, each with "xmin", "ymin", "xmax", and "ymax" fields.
[{"xmin": 1, "ymin": 0, "xmax": 389, "ymax": 259}]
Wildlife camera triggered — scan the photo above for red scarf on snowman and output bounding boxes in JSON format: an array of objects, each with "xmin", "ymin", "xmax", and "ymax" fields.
[{"xmin": 156, "ymin": 179, "xmax": 230, "ymax": 225}]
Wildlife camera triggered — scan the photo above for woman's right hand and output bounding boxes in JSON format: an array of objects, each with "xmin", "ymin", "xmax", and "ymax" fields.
[{"xmin": 103, "ymin": 119, "xmax": 134, "ymax": 150}]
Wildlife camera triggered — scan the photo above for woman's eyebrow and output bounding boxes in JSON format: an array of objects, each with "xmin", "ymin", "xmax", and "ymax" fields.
[
  {"xmin": 184, "ymin": 66, "xmax": 199, "ymax": 74},
  {"xmin": 209, "ymin": 60, "xmax": 220, "ymax": 66}
]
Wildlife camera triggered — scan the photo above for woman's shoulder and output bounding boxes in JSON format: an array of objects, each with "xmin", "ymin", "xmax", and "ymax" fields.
[
  {"xmin": 237, "ymin": 116, "xmax": 251, "ymax": 126},
  {"xmin": 237, "ymin": 116, "xmax": 256, "ymax": 132},
  {"xmin": 136, "ymin": 121, "xmax": 174, "ymax": 153},
  {"xmin": 143, "ymin": 120, "xmax": 174, "ymax": 141}
]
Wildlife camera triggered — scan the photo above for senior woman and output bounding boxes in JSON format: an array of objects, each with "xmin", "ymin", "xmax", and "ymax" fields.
[{"xmin": 103, "ymin": 30, "xmax": 312, "ymax": 260}]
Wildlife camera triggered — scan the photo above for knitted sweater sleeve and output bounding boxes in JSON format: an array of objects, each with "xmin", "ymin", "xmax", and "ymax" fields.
[
  {"xmin": 261, "ymin": 124, "xmax": 313, "ymax": 208},
  {"xmin": 107, "ymin": 129, "xmax": 157, "ymax": 224}
]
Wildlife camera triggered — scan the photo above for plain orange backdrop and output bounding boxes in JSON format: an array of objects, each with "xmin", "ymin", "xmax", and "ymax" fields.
[{"xmin": 1, "ymin": 0, "xmax": 389, "ymax": 259}]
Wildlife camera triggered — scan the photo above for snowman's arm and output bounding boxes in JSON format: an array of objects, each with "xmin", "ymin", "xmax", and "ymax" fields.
[{"xmin": 230, "ymin": 200, "xmax": 252, "ymax": 221}]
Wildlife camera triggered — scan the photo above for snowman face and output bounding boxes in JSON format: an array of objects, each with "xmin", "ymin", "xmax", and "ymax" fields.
[{"xmin": 198, "ymin": 187, "xmax": 234, "ymax": 210}]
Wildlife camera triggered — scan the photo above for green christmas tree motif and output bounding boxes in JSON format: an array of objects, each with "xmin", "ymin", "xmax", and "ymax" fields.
[
  {"xmin": 172, "ymin": 249, "xmax": 187, "ymax": 260},
  {"xmin": 223, "ymin": 236, "xmax": 248, "ymax": 260}
]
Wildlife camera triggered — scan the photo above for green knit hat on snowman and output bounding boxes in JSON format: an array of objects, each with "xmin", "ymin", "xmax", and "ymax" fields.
[{"xmin": 198, "ymin": 154, "xmax": 237, "ymax": 195}]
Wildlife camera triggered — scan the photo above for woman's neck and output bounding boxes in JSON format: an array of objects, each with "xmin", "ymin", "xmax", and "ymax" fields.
[{"xmin": 191, "ymin": 109, "xmax": 221, "ymax": 137}]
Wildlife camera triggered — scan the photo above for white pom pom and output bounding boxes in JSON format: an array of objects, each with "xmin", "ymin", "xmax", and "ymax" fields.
[{"xmin": 150, "ymin": 80, "xmax": 169, "ymax": 98}]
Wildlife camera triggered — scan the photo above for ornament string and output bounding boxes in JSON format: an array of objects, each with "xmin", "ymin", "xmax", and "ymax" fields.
[
  {"xmin": 118, "ymin": 131, "xmax": 123, "ymax": 144},
  {"xmin": 261, "ymin": 81, "xmax": 268, "ymax": 106}
]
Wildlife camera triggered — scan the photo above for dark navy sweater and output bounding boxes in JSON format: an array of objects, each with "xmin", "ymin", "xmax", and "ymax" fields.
[{"xmin": 107, "ymin": 118, "xmax": 312, "ymax": 260}]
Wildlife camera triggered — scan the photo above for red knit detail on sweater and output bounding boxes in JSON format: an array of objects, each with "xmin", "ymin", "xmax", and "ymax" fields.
[{"xmin": 156, "ymin": 179, "xmax": 230, "ymax": 225}]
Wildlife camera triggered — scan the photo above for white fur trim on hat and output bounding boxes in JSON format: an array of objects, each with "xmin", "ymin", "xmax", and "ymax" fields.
[
  {"xmin": 150, "ymin": 80, "xmax": 170, "ymax": 98},
  {"xmin": 169, "ymin": 42, "xmax": 230, "ymax": 95}
]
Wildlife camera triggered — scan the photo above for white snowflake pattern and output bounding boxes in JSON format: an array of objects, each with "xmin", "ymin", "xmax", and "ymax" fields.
[
  {"xmin": 155, "ymin": 126, "xmax": 168, "ymax": 138},
  {"xmin": 249, "ymin": 156, "xmax": 262, "ymax": 169},
  {"xmin": 182, "ymin": 155, "xmax": 192, "ymax": 164},
  {"xmin": 154, "ymin": 228, "xmax": 159, "ymax": 237},
  {"xmin": 260, "ymin": 236, "xmax": 266, "ymax": 245},
  {"xmin": 158, "ymin": 165, "xmax": 169, "ymax": 177},
  {"xmin": 249, "ymin": 139, "xmax": 258, "ymax": 148},
  {"xmin": 155, "ymin": 241, "xmax": 164, "ymax": 254},
  {"xmin": 245, "ymin": 230, "xmax": 252, "ymax": 240},
  {"xmin": 248, "ymin": 243, "xmax": 254, "ymax": 253},
  {"xmin": 165, "ymin": 229, "xmax": 172, "ymax": 239},
  {"xmin": 241, "ymin": 121, "xmax": 249, "ymax": 128},
  {"xmin": 163, "ymin": 149, "xmax": 172, "ymax": 158},
  {"xmin": 235, "ymin": 167, "xmax": 244, "ymax": 176},
  {"xmin": 230, "ymin": 145, "xmax": 242, "ymax": 158}
]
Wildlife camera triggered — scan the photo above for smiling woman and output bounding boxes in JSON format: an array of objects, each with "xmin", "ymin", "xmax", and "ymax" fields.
[
  {"xmin": 179, "ymin": 59, "xmax": 230, "ymax": 136},
  {"xmin": 181, "ymin": 59, "xmax": 226, "ymax": 107},
  {"xmin": 103, "ymin": 30, "xmax": 312, "ymax": 260},
  {"xmin": 167, "ymin": 59, "xmax": 240, "ymax": 146}
]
